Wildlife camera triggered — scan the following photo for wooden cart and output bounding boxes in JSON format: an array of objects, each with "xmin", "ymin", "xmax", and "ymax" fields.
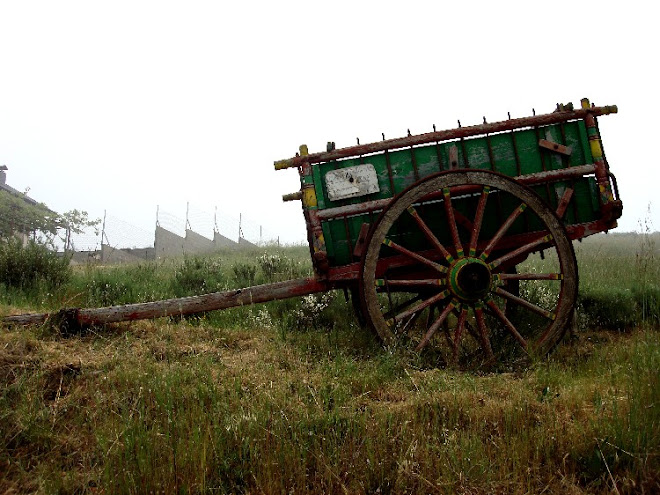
[
  {"xmin": 4, "ymin": 98, "xmax": 621, "ymax": 362},
  {"xmin": 274, "ymin": 97, "xmax": 621, "ymax": 359}
]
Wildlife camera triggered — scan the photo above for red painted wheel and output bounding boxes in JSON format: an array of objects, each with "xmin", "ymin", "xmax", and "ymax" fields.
[{"xmin": 359, "ymin": 170, "xmax": 577, "ymax": 364}]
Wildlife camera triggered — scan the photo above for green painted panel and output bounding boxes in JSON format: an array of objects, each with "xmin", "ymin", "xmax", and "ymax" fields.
[
  {"xmin": 321, "ymin": 219, "xmax": 335, "ymax": 262},
  {"xmin": 311, "ymin": 163, "xmax": 326, "ymax": 209},
  {"xmin": 311, "ymin": 120, "xmax": 601, "ymax": 268}
]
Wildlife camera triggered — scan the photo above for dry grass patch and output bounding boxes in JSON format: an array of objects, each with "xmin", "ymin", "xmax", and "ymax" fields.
[{"xmin": 1, "ymin": 318, "xmax": 658, "ymax": 494}]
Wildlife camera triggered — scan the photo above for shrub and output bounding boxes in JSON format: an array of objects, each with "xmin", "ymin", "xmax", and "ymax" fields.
[
  {"xmin": 84, "ymin": 274, "xmax": 134, "ymax": 307},
  {"xmin": 0, "ymin": 238, "xmax": 70, "ymax": 292},
  {"xmin": 577, "ymin": 286, "xmax": 660, "ymax": 331},
  {"xmin": 257, "ymin": 253, "xmax": 307, "ymax": 283},
  {"xmin": 171, "ymin": 256, "xmax": 224, "ymax": 297},
  {"xmin": 232, "ymin": 262, "xmax": 257, "ymax": 287}
]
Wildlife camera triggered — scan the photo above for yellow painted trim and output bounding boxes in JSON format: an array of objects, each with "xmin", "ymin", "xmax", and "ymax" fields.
[
  {"xmin": 313, "ymin": 231, "xmax": 326, "ymax": 253},
  {"xmin": 274, "ymin": 159, "xmax": 292, "ymax": 171},
  {"xmin": 302, "ymin": 187, "xmax": 318, "ymax": 208}
]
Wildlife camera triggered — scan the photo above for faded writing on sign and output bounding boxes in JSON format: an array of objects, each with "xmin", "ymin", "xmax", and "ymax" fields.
[{"xmin": 325, "ymin": 164, "xmax": 380, "ymax": 201}]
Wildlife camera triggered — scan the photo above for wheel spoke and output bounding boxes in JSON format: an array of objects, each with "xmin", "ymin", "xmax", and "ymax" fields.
[
  {"xmin": 416, "ymin": 302, "xmax": 455, "ymax": 351},
  {"xmin": 382, "ymin": 294, "xmax": 423, "ymax": 320},
  {"xmin": 474, "ymin": 305, "xmax": 495, "ymax": 360},
  {"xmin": 494, "ymin": 287, "xmax": 556, "ymax": 320},
  {"xmin": 426, "ymin": 304, "xmax": 436, "ymax": 329},
  {"xmin": 453, "ymin": 306, "xmax": 480, "ymax": 341},
  {"xmin": 485, "ymin": 300, "xmax": 528, "ymax": 350},
  {"xmin": 362, "ymin": 171, "xmax": 577, "ymax": 360},
  {"xmin": 407, "ymin": 206, "xmax": 455, "ymax": 263},
  {"xmin": 469, "ymin": 186, "xmax": 490, "ymax": 257},
  {"xmin": 452, "ymin": 307, "xmax": 468, "ymax": 360},
  {"xmin": 392, "ymin": 290, "xmax": 450, "ymax": 325},
  {"xmin": 382, "ymin": 238, "xmax": 447, "ymax": 274},
  {"xmin": 443, "ymin": 188, "xmax": 464, "ymax": 257},
  {"xmin": 442, "ymin": 315, "xmax": 453, "ymax": 348},
  {"xmin": 453, "ymin": 209, "xmax": 474, "ymax": 234},
  {"xmin": 479, "ymin": 202, "xmax": 527, "ymax": 261},
  {"xmin": 400, "ymin": 310, "xmax": 422, "ymax": 334},
  {"xmin": 376, "ymin": 278, "xmax": 446, "ymax": 289},
  {"xmin": 488, "ymin": 233, "xmax": 553, "ymax": 270},
  {"xmin": 496, "ymin": 272, "xmax": 562, "ymax": 281}
]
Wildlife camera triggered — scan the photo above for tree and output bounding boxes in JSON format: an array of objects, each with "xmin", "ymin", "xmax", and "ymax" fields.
[
  {"xmin": 0, "ymin": 191, "xmax": 100, "ymax": 249},
  {"xmin": 59, "ymin": 209, "xmax": 101, "ymax": 251}
]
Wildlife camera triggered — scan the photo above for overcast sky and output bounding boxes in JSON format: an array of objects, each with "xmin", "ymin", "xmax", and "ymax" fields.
[{"xmin": 1, "ymin": 1, "xmax": 657, "ymax": 249}]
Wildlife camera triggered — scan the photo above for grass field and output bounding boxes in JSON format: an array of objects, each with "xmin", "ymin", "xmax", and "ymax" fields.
[{"xmin": 1, "ymin": 232, "xmax": 659, "ymax": 494}]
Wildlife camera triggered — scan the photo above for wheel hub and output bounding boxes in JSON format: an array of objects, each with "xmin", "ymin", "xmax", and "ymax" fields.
[{"xmin": 448, "ymin": 258, "xmax": 492, "ymax": 301}]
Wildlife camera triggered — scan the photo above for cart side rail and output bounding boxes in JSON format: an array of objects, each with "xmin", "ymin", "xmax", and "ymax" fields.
[{"xmin": 274, "ymin": 103, "xmax": 617, "ymax": 170}]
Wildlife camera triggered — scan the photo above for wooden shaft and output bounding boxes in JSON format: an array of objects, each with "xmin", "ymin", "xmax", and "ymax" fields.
[{"xmin": 2, "ymin": 278, "xmax": 329, "ymax": 329}]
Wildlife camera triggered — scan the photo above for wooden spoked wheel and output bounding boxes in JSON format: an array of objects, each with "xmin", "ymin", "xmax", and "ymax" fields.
[{"xmin": 359, "ymin": 170, "xmax": 578, "ymax": 363}]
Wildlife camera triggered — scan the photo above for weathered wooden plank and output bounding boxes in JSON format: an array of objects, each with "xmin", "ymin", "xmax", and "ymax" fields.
[
  {"xmin": 274, "ymin": 105, "xmax": 618, "ymax": 170},
  {"xmin": 2, "ymin": 278, "xmax": 329, "ymax": 330},
  {"xmin": 539, "ymin": 138, "xmax": 572, "ymax": 156}
]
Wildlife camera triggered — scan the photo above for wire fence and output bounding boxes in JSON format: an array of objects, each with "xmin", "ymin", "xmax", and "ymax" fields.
[
  {"xmin": 61, "ymin": 203, "xmax": 281, "ymax": 253},
  {"xmin": 103, "ymin": 214, "xmax": 154, "ymax": 250}
]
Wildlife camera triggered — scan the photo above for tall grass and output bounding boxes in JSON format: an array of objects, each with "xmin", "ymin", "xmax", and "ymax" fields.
[
  {"xmin": 519, "ymin": 232, "xmax": 660, "ymax": 330},
  {"xmin": 2, "ymin": 232, "xmax": 657, "ymax": 332},
  {"xmin": 1, "ymin": 323, "xmax": 657, "ymax": 493},
  {"xmin": 1, "ymin": 234, "xmax": 659, "ymax": 493}
]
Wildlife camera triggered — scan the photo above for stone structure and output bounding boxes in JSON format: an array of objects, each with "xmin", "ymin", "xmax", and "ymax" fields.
[
  {"xmin": 184, "ymin": 229, "xmax": 215, "ymax": 254},
  {"xmin": 154, "ymin": 225, "xmax": 185, "ymax": 258},
  {"xmin": 152, "ymin": 225, "xmax": 246, "ymax": 260},
  {"xmin": 238, "ymin": 237, "xmax": 258, "ymax": 249},
  {"xmin": 214, "ymin": 231, "xmax": 239, "ymax": 249},
  {"xmin": 102, "ymin": 245, "xmax": 155, "ymax": 264}
]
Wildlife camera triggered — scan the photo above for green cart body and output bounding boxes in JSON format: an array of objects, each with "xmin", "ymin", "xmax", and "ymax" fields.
[
  {"xmin": 314, "ymin": 117, "xmax": 604, "ymax": 267},
  {"xmin": 276, "ymin": 98, "xmax": 622, "ymax": 360}
]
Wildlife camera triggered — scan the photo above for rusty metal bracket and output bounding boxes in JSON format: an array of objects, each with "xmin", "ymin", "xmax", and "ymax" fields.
[
  {"xmin": 448, "ymin": 145, "xmax": 459, "ymax": 169},
  {"xmin": 539, "ymin": 139, "xmax": 572, "ymax": 156}
]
